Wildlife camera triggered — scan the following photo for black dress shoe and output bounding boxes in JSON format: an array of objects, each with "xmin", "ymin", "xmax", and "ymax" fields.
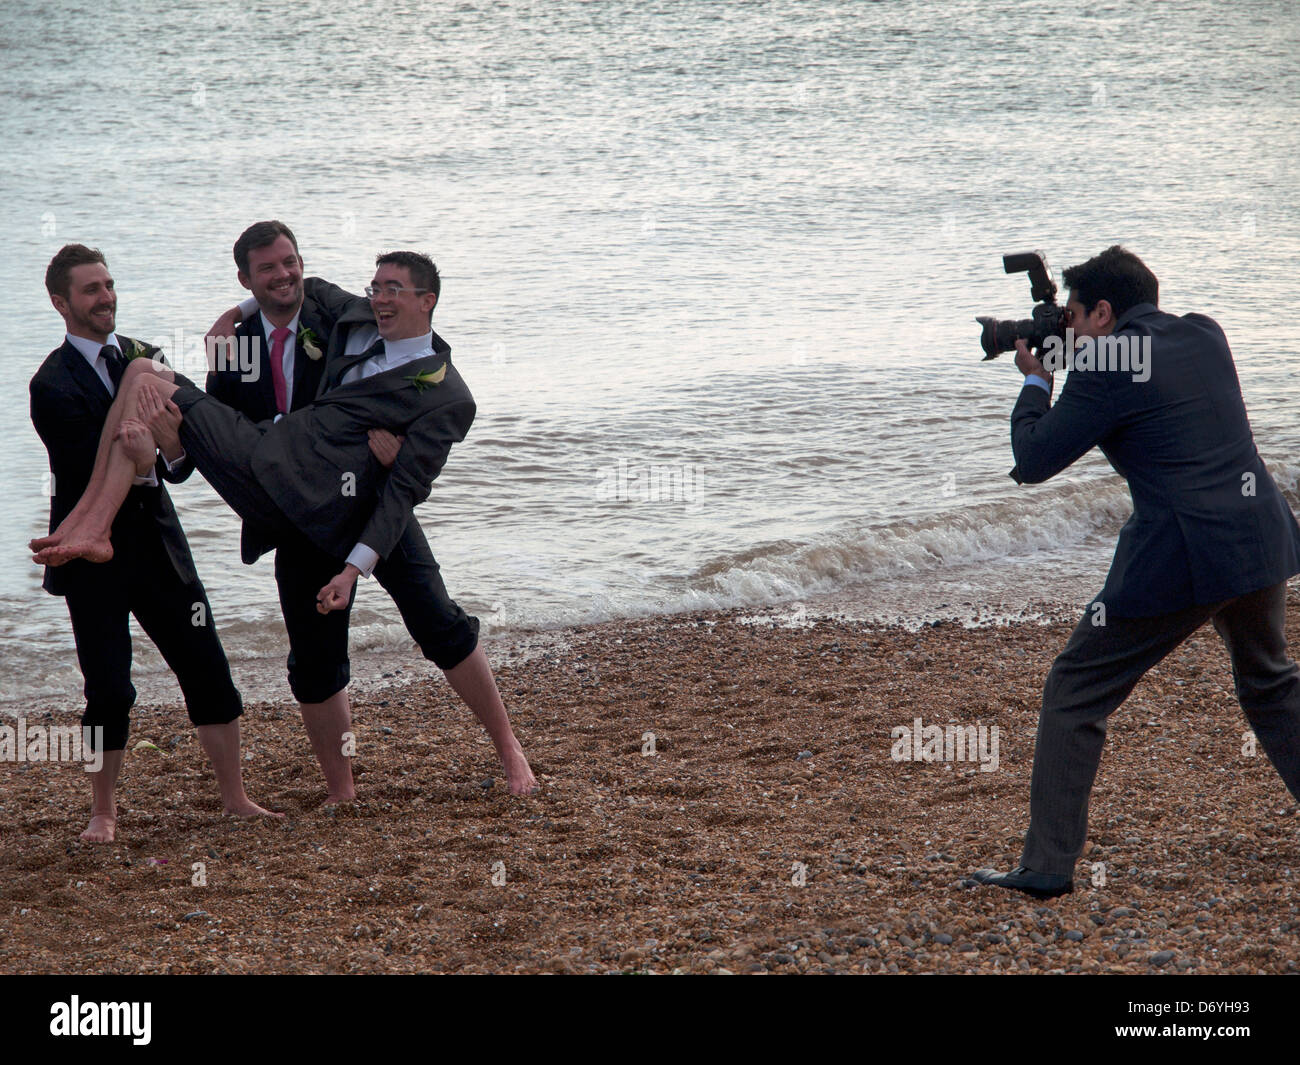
[{"xmin": 969, "ymin": 866, "xmax": 1073, "ymax": 899}]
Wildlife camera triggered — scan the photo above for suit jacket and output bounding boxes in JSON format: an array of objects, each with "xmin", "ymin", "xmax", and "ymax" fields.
[
  {"xmin": 30, "ymin": 335, "xmax": 200, "ymax": 596},
  {"xmin": 206, "ymin": 276, "xmax": 370, "ymax": 563},
  {"xmin": 245, "ymin": 329, "xmax": 475, "ymax": 564},
  {"xmin": 1011, "ymin": 303, "xmax": 1300, "ymax": 616}
]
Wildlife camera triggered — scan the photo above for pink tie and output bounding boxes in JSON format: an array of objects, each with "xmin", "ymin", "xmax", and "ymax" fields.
[{"xmin": 269, "ymin": 327, "xmax": 291, "ymax": 414}]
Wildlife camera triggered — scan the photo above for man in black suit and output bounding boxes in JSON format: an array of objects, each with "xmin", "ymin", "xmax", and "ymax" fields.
[
  {"xmin": 37, "ymin": 244, "xmax": 537, "ymax": 797},
  {"xmin": 30, "ymin": 244, "xmax": 277, "ymax": 842},
  {"xmin": 207, "ymin": 222, "xmax": 536, "ymax": 798},
  {"xmin": 972, "ymin": 245, "xmax": 1300, "ymax": 898}
]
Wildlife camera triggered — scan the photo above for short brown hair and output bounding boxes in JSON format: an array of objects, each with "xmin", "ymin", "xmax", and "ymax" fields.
[
  {"xmin": 45, "ymin": 244, "xmax": 107, "ymax": 299},
  {"xmin": 234, "ymin": 220, "xmax": 299, "ymax": 275}
]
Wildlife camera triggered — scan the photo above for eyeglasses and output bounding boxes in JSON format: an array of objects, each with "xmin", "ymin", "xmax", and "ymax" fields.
[{"xmin": 365, "ymin": 284, "xmax": 429, "ymax": 299}]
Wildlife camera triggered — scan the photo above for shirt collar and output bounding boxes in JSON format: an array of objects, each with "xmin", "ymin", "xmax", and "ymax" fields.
[
  {"xmin": 66, "ymin": 332, "xmax": 120, "ymax": 364},
  {"xmin": 381, "ymin": 331, "xmax": 434, "ymax": 363},
  {"xmin": 260, "ymin": 309, "xmax": 301, "ymax": 340}
]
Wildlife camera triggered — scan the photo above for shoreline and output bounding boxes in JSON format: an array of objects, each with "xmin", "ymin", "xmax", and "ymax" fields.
[{"xmin": 3, "ymin": 592, "xmax": 1298, "ymax": 974}]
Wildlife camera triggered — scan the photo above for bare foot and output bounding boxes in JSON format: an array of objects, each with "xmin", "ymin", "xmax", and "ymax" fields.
[
  {"xmin": 223, "ymin": 800, "xmax": 284, "ymax": 819},
  {"xmin": 503, "ymin": 749, "xmax": 538, "ymax": 795},
  {"xmin": 80, "ymin": 813, "xmax": 117, "ymax": 843},
  {"xmin": 30, "ymin": 531, "xmax": 64, "ymax": 552},
  {"xmin": 323, "ymin": 788, "xmax": 356, "ymax": 806},
  {"xmin": 37, "ymin": 537, "xmax": 114, "ymax": 566}
]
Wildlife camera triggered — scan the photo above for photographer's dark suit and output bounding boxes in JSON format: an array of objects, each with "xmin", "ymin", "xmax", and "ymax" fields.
[
  {"xmin": 199, "ymin": 285, "xmax": 477, "ymax": 702},
  {"xmin": 31, "ymin": 336, "xmax": 241, "ymax": 749},
  {"xmin": 1010, "ymin": 304, "xmax": 1300, "ymax": 875}
]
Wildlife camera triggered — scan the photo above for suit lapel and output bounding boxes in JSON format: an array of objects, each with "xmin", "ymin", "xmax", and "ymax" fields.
[
  {"xmin": 60, "ymin": 337, "xmax": 115, "ymax": 407},
  {"xmin": 324, "ymin": 353, "xmax": 446, "ymax": 399},
  {"xmin": 321, "ymin": 341, "xmax": 382, "ymax": 394},
  {"xmin": 239, "ymin": 315, "xmax": 277, "ymax": 414},
  {"xmin": 293, "ymin": 304, "xmax": 329, "ymax": 405}
]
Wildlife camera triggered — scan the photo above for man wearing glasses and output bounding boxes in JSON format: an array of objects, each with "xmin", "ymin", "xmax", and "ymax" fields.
[{"xmin": 37, "ymin": 238, "xmax": 538, "ymax": 798}]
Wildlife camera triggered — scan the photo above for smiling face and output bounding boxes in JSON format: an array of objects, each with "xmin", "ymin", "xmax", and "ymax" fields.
[
  {"xmin": 53, "ymin": 262, "xmax": 117, "ymax": 343},
  {"xmin": 368, "ymin": 262, "xmax": 438, "ymax": 342},
  {"xmin": 238, "ymin": 234, "xmax": 304, "ymax": 321}
]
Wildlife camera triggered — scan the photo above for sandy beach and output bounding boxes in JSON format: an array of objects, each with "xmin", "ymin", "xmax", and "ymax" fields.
[{"xmin": 3, "ymin": 592, "xmax": 1299, "ymax": 975}]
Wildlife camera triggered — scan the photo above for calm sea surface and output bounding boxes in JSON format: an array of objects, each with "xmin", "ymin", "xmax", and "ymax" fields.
[{"xmin": 2, "ymin": 0, "xmax": 1298, "ymax": 706}]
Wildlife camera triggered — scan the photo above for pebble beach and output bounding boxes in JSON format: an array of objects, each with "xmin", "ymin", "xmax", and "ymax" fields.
[{"xmin": 3, "ymin": 592, "xmax": 1298, "ymax": 975}]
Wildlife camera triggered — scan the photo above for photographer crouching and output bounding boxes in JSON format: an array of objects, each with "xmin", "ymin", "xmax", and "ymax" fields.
[{"xmin": 970, "ymin": 245, "xmax": 1300, "ymax": 898}]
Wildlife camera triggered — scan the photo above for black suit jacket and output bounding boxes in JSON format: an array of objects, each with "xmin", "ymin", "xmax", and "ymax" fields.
[
  {"xmin": 30, "ymin": 335, "xmax": 200, "ymax": 596},
  {"xmin": 206, "ymin": 277, "xmax": 370, "ymax": 563},
  {"xmin": 1011, "ymin": 303, "xmax": 1300, "ymax": 616}
]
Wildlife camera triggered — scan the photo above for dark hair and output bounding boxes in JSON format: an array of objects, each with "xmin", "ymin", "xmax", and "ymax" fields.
[
  {"xmin": 1062, "ymin": 245, "xmax": 1158, "ymax": 319},
  {"xmin": 45, "ymin": 244, "xmax": 107, "ymax": 299},
  {"xmin": 233, "ymin": 220, "xmax": 299, "ymax": 275},
  {"xmin": 375, "ymin": 251, "xmax": 441, "ymax": 306}
]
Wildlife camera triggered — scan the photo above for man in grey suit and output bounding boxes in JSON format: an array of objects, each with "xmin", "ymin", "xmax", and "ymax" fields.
[
  {"xmin": 33, "ymin": 250, "xmax": 537, "ymax": 796},
  {"xmin": 972, "ymin": 245, "xmax": 1300, "ymax": 898}
]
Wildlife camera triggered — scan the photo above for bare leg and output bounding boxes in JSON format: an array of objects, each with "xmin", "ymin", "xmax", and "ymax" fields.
[
  {"xmin": 299, "ymin": 689, "xmax": 357, "ymax": 804},
  {"xmin": 81, "ymin": 748, "xmax": 124, "ymax": 843},
  {"xmin": 443, "ymin": 646, "xmax": 537, "ymax": 794},
  {"xmin": 195, "ymin": 720, "xmax": 283, "ymax": 818},
  {"xmin": 32, "ymin": 359, "xmax": 175, "ymax": 552},
  {"xmin": 35, "ymin": 375, "xmax": 183, "ymax": 565}
]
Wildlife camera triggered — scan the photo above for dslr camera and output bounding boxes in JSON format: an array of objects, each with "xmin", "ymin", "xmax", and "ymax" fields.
[{"xmin": 975, "ymin": 251, "xmax": 1066, "ymax": 361}]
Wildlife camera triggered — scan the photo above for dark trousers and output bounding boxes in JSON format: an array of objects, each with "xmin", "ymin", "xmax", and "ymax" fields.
[
  {"xmin": 274, "ymin": 520, "xmax": 479, "ymax": 704},
  {"xmin": 64, "ymin": 562, "xmax": 242, "ymax": 752},
  {"xmin": 1022, "ymin": 581, "xmax": 1300, "ymax": 875}
]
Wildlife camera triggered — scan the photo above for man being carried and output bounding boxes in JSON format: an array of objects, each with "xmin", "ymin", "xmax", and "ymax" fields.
[{"xmin": 33, "ymin": 249, "xmax": 537, "ymax": 797}]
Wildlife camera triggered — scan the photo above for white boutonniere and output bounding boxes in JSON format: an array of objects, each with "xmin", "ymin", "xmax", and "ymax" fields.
[
  {"xmin": 125, "ymin": 338, "xmax": 154, "ymax": 361},
  {"xmin": 298, "ymin": 325, "xmax": 324, "ymax": 361},
  {"xmin": 405, "ymin": 363, "xmax": 447, "ymax": 393}
]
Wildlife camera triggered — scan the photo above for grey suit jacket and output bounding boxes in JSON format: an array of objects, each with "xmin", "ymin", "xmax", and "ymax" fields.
[
  {"xmin": 206, "ymin": 277, "xmax": 370, "ymax": 563},
  {"xmin": 1011, "ymin": 303, "xmax": 1300, "ymax": 616},
  {"xmin": 248, "ymin": 330, "xmax": 474, "ymax": 562}
]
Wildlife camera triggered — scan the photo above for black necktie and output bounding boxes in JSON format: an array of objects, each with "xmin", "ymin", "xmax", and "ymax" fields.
[
  {"xmin": 101, "ymin": 345, "xmax": 126, "ymax": 393},
  {"xmin": 330, "ymin": 338, "xmax": 384, "ymax": 392}
]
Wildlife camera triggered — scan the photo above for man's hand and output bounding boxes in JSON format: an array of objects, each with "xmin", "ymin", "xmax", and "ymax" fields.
[
  {"xmin": 137, "ymin": 381, "xmax": 184, "ymax": 462},
  {"xmin": 206, "ymin": 307, "xmax": 243, "ymax": 369},
  {"xmin": 207, "ymin": 306, "xmax": 243, "ymax": 338},
  {"xmin": 1014, "ymin": 339, "xmax": 1053, "ymax": 394},
  {"xmin": 317, "ymin": 564, "xmax": 361, "ymax": 614},
  {"xmin": 367, "ymin": 429, "xmax": 406, "ymax": 469},
  {"xmin": 116, "ymin": 418, "xmax": 157, "ymax": 475}
]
